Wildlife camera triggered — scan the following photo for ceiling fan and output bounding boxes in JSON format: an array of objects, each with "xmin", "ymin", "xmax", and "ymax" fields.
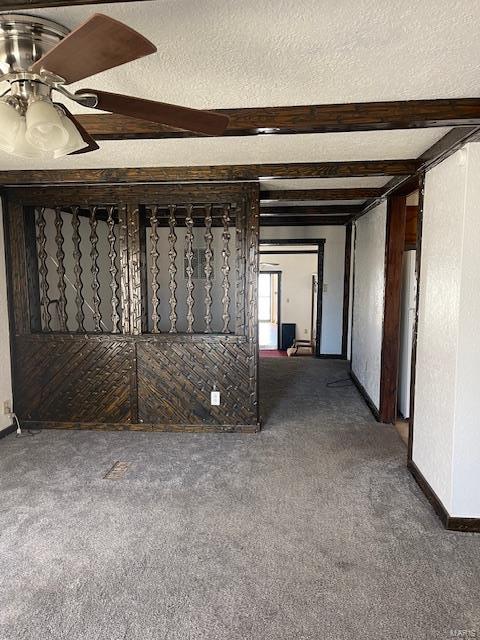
[{"xmin": 0, "ymin": 13, "xmax": 229, "ymax": 159}]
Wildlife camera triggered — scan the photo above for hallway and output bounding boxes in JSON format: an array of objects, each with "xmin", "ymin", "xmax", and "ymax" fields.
[{"xmin": 0, "ymin": 359, "xmax": 478, "ymax": 639}]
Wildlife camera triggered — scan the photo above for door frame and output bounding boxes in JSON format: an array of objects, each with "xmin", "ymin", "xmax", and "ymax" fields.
[
  {"xmin": 378, "ymin": 192, "xmax": 408, "ymax": 423},
  {"xmin": 258, "ymin": 270, "xmax": 282, "ymax": 350},
  {"xmin": 379, "ymin": 179, "xmax": 422, "ymax": 425},
  {"xmin": 408, "ymin": 174, "xmax": 425, "ymax": 461},
  {"xmin": 259, "ymin": 239, "xmax": 325, "ymax": 357}
]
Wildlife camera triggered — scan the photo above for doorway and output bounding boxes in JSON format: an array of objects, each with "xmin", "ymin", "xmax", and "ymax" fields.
[
  {"xmin": 259, "ymin": 271, "xmax": 281, "ymax": 350},
  {"xmin": 259, "ymin": 240, "xmax": 324, "ymax": 357},
  {"xmin": 396, "ymin": 190, "xmax": 419, "ymax": 446}
]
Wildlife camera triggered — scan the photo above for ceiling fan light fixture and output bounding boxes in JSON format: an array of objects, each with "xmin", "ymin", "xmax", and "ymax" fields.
[
  {"xmin": 0, "ymin": 12, "xmax": 227, "ymax": 161},
  {"xmin": 25, "ymin": 99, "xmax": 69, "ymax": 152},
  {"xmin": 0, "ymin": 99, "xmax": 23, "ymax": 153},
  {"xmin": 12, "ymin": 118, "xmax": 50, "ymax": 159},
  {"xmin": 53, "ymin": 111, "xmax": 89, "ymax": 158}
]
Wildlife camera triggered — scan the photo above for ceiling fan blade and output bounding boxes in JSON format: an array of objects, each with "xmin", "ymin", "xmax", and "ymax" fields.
[
  {"xmin": 76, "ymin": 89, "xmax": 230, "ymax": 136},
  {"xmin": 30, "ymin": 14, "xmax": 156, "ymax": 85},
  {"xmin": 62, "ymin": 107, "xmax": 99, "ymax": 155}
]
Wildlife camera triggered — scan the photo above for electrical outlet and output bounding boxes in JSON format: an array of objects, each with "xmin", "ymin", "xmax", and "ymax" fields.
[
  {"xmin": 3, "ymin": 400, "xmax": 11, "ymax": 415},
  {"xmin": 211, "ymin": 390, "xmax": 220, "ymax": 406}
]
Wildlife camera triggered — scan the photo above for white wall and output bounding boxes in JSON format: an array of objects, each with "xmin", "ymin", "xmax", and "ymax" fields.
[
  {"xmin": 413, "ymin": 145, "xmax": 480, "ymax": 517},
  {"xmin": 260, "ymin": 252, "xmax": 318, "ymax": 341},
  {"xmin": 260, "ymin": 226, "xmax": 346, "ymax": 355},
  {"xmin": 351, "ymin": 202, "xmax": 387, "ymax": 408},
  {"xmin": 0, "ymin": 201, "xmax": 13, "ymax": 432}
]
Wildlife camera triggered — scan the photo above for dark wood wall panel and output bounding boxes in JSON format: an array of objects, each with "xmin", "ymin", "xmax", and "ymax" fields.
[
  {"xmin": 137, "ymin": 338, "xmax": 255, "ymax": 427},
  {"xmin": 4, "ymin": 182, "xmax": 259, "ymax": 433},
  {"xmin": 14, "ymin": 336, "xmax": 134, "ymax": 423}
]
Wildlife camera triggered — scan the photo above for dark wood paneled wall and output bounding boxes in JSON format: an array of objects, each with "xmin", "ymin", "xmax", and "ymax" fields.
[{"xmin": 4, "ymin": 183, "xmax": 259, "ymax": 433}]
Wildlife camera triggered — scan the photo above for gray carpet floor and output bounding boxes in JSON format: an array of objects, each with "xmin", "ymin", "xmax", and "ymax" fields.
[{"xmin": 0, "ymin": 358, "xmax": 479, "ymax": 640}]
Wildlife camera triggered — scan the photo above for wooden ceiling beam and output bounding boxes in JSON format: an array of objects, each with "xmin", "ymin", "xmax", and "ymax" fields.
[
  {"xmin": 74, "ymin": 99, "xmax": 480, "ymax": 140},
  {"xmin": 358, "ymin": 125, "xmax": 480, "ymax": 217},
  {"xmin": 0, "ymin": 160, "xmax": 417, "ymax": 186},
  {"xmin": 1, "ymin": 0, "xmax": 148, "ymax": 7},
  {"xmin": 261, "ymin": 188, "xmax": 383, "ymax": 201}
]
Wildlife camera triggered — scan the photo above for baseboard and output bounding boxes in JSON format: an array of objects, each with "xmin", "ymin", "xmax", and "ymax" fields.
[
  {"xmin": 317, "ymin": 354, "xmax": 346, "ymax": 360},
  {"xmin": 349, "ymin": 368, "xmax": 381, "ymax": 421},
  {"xmin": 0, "ymin": 424, "xmax": 15, "ymax": 439},
  {"xmin": 408, "ymin": 460, "xmax": 480, "ymax": 532},
  {"xmin": 21, "ymin": 420, "xmax": 261, "ymax": 434}
]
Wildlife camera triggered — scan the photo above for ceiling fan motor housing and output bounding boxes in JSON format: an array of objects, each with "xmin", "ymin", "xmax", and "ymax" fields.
[{"xmin": 0, "ymin": 14, "xmax": 69, "ymax": 77}]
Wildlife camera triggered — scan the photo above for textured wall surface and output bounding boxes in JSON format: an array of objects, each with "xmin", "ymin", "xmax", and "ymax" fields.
[
  {"xmin": 351, "ymin": 202, "xmax": 387, "ymax": 408},
  {"xmin": 453, "ymin": 144, "xmax": 480, "ymax": 516},
  {"xmin": 0, "ymin": 202, "xmax": 12, "ymax": 432},
  {"xmin": 260, "ymin": 226, "xmax": 345, "ymax": 355},
  {"xmin": 413, "ymin": 153, "xmax": 463, "ymax": 509},
  {"xmin": 414, "ymin": 145, "xmax": 480, "ymax": 516}
]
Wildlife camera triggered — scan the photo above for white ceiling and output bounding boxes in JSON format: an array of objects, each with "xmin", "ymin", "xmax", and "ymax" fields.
[
  {"xmin": 0, "ymin": 128, "xmax": 449, "ymax": 170},
  {"xmin": 1, "ymin": 0, "xmax": 478, "ymax": 185},
  {"xmin": 20, "ymin": 0, "xmax": 480, "ymax": 107},
  {"xmin": 259, "ymin": 177, "xmax": 392, "ymax": 190}
]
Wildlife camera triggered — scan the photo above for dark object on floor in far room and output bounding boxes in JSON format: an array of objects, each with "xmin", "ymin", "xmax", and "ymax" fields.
[{"xmin": 281, "ymin": 323, "xmax": 296, "ymax": 350}]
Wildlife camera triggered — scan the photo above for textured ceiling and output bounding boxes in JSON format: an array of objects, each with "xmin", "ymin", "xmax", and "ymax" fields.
[
  {"xmin": 18, "ymin": 0, "xmax": 480, "ymax": 108},
  {"xmin": 1, "ymin": 0, "xmax": 478, "ymax": 180},
  {"xmin": 259, "ymin": 177, "xmax": 392, "ymax": 190},
  {"xmin": 0, "ymin": 128, "xmax": 449, "ymax": 170}
]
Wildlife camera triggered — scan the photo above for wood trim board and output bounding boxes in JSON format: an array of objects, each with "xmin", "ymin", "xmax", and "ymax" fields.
[
  {"xmin": 0, "ymin": 160, "xmax": 418, "ymax": 187},
  {"xmin": 74, "ymin": 99, "xmax": 480, "ymax": 140},
  {"xmin": 408, "ymin": 460, "xmax": 480, "ymax": 532},
  {"xmin": 349, "ymin": 367, "xmax": 381, "ymax": 421}
]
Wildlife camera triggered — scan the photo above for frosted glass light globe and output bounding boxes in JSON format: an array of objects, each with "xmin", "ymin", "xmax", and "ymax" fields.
[
  {"xmin": 25, "ymin": 100, "xmax": 68, "ymax": 152},
  {"xmin": 0, "ymin": 100, "xmax": 23, "ymax": 153}
]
